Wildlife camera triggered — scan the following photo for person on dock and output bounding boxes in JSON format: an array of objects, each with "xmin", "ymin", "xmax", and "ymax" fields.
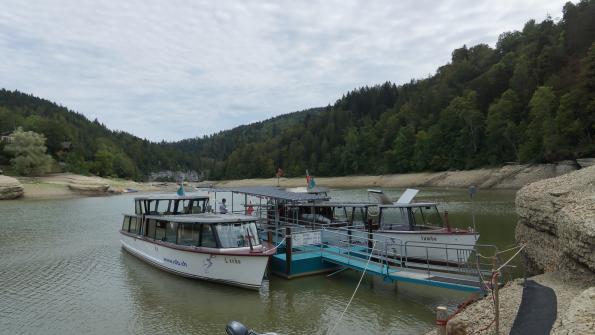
[
  {"xmin": 219, "ymin": 198, "xmax": 228, "ymax": 214},
  {"xmin": 246, "ymin": 201, "xmax": 254, "ymax": 216}
]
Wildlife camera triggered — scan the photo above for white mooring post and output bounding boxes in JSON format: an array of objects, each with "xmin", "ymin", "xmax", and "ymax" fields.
[{"xmin": 436, "ymin": 306, "xmax": 447, "ymax": 335}]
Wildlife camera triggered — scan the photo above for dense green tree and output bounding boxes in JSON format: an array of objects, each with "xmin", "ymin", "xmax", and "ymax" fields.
[
  {"xmin": 92, "ymin": 146, "xmax": 115, "ymax": 177},
  {"xmin": 518, "ymin": 86, "xmax": 558, "ymax": 162},
  {"xmin": 486, "ymin": 90, "xmax": 522, "ymax": 163},
  {"xmin": 386, "ymin": 126, "xmax": 415, "ymax": 172},
  {"xmin": 4, "ymin": 128, "xmax": 54, "ymax": 176}
]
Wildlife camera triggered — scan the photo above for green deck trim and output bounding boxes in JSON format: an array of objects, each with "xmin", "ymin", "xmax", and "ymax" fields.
[
  {"xmin": 271, "ymin": 244, "xmax": 482, "ymax": 292},
  {"xmin": 321, "ymin": 251, "xmax": 481, "ymax": 292}
]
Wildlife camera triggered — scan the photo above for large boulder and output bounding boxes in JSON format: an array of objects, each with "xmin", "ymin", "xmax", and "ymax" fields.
[
  {"xmin": 516, "ymin": 165, "xmax": 595, "ymax": 274},
  {"xmin": 0, "ymin": 175, "xmax": 24, "ymax": 199},
  {"xmin": 553, "ymin": 287, "xmax": 595, "ymax": 335}
]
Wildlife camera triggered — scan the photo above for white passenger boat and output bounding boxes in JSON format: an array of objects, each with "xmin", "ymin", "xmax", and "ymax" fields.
[
  {"xmin": 120, "ymin": 212, "xmax": 276, "ymax": 290},
  {"xmin": 292, "ymin": 189, "xmax": 479, "ymax": 262}
]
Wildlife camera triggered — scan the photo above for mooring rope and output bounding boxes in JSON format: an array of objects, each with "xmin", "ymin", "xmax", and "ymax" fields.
[
  {"xmin": 272, "ymin": 236, "xmax": 287, "ymax": 249},
  {"xmin": 453, "ymin": 245, "xmax": 526, "ymax": 334},
  {"xmin": 327, "ymin": 240, "xmax": 377, "ymax": 335},
  {"xmin": 495, "ymin": 244, "xmax": 525, "ymax": 272}
]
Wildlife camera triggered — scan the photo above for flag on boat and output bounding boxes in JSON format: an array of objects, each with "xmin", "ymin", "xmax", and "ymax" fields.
[
  {"xmin": 306, "ymin": 170, "xmax": 316, "ymax": 190},
  {"xmin": 177, "ymin": 182, "xmax": 185, "ymax": 196}
]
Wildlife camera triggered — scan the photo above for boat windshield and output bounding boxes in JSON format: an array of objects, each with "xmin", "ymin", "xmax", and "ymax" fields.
[
  {"xmin": 411, "ymin": 205, "xmax": 443, "ymax": 227},
  {"xmin": 380, "ymin": 205, "xmax": 443, "ymax": 230},
  {"xmin": 215, "ymin": 222, "xmax": 260, "ymax": 248}
]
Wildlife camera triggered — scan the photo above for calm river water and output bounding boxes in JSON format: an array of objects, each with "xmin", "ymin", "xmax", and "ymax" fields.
[{"xmin": 0, "ymin": 188, "xmax": 518, "ymax": 335}]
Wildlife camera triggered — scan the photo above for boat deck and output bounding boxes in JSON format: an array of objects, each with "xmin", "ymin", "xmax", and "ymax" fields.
[{"xmin": 272, "ymin": 244, "xmax": 485, "ymax": 292}]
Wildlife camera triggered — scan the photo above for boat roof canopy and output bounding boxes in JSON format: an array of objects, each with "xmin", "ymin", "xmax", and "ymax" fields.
[
  {"xmin": 134, "ymin": 193, "xmax": 210, "ymax": 201},
  {"xmin": 378, "ymin": 202, "xmax": 438, "ymax": 208},
  {"xmin": 144, "ymin": 213, "xmax": 257, "ymax": 223},
  {"xmin": 208, "ymin": 186, "xmax": 330, "ymax": 202},
  {"xmin": 289, "ymin": 201, "xmax": 377, "ymax": 208}
]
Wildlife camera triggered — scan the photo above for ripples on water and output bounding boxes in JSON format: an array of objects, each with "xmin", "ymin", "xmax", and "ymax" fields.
[{"xmin": 0, "ymin": 188, "xmax": 517, "ymax": 334}]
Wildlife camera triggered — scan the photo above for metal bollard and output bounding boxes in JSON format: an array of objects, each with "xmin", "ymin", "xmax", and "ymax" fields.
[{"xmin": 436, "ymin": 306, "xmax": 448, "ymax": 335}]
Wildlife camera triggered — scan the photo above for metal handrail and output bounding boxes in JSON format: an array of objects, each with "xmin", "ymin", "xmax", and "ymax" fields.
[{"xmin": 256, "ymin": 215, "xmax": 508, "ymax": 290}]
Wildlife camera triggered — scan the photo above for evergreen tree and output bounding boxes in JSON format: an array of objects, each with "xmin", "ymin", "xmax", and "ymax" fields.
[{"xmin": 518, "ymin": 86, "xmax": 557, "ymax": 162}]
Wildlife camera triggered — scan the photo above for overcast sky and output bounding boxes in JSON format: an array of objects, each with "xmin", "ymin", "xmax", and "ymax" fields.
[{"xmin": 0, "ymin": 0, "xmax": 566, "ymax": 141}]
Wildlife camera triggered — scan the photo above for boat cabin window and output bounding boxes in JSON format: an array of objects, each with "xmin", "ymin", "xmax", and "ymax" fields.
[
  {"xmin": 333, "ymin": 207, "xmax": 349, "ymax": 223},
  {"xmin": 215, "ymin": 222, "xmax": 260, "ymax": 248},
  {"xmin": 173, "ymin": 199, "xmax": 208, "ymax": 214},
  {"xmin": 155, "ymin": 220, "xmax": 167, "ymax": 240},
  {"xmin": 178, "ymin": 222, "xmax": 199, "ymax": 246},
  {"xmin": 352, "ymin": 207, "xmax": 367, "ymax": 226},
  {"xmin": 122, "ymin": 216, "xmax": 131, "ymax": 231},
  {"xmin": 411, "ymin": 205, "xmax": 442, "ymax": 228},
  {"xmin": 164, "ymin": 221, "xmax": 178, "ymax": 243},
  {"xmin": 129, "ymin": 216, "xmax": 139, "ymax": 233},
  {"xmin": 145, "ymin": 200, "xmax": 170, "ymax": 215},
  {"xmin": 299, "ymin": 206, "xmax": 333, "ymax": 225},
  {"xmin": 135, "ymin": 201, "xmax": 142, "ymax": 215},
  {"xmin": 200, "ymin": 224, "xmax": 217, "ymax": 248},
  {"xmin": 379, "ymin": 207, "xmax": 411, "ymax": 230},
  {"xmin": 146, "ymin": 219, "xmax": 157, "ymax": 239},
  {"xmin": 379, "ymin": 205, "xmax": 443, "ymax": 231}
]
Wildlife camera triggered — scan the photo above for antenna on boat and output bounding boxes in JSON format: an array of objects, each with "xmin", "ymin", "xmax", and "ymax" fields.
[{"xmin": 468, "ymin": 185, "xmax": 477, "ymax": 237}]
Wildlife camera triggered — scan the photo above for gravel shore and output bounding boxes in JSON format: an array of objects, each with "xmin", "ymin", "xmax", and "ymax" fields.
[
  {"xmin": 211, "ymin": 162, "xmax": 577, "ymax": 190},
  {"xmin": 423, "ymin": 272, "xmax": 594, "ymax": 335}
]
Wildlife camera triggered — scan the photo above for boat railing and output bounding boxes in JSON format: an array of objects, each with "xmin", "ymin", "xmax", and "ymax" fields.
[{"xmin": 276, "ymin": 223, "xmax": 511, "ymax": 290}]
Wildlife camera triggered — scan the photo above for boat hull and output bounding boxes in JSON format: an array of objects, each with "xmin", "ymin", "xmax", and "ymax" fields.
[{"xmin": 120, "ymin": 234, "xmax": 270, "ymax": 289}]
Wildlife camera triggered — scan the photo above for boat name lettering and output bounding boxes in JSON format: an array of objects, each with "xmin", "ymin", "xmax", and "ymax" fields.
[
  {"xmin": 164, "ymin": 257, "xmax": 187, "ymax": 267},
  {"xmin": 224, "ymin": 257, "xmax": 241, "ymax": 264},
  {"xmin": 421, "ymin": 236, "xmax": 437, "ymax": 241}
]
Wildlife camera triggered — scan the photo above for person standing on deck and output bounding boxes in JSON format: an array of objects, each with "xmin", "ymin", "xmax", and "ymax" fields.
[{"xmin": 219, "ymin": 198, "xmax": 228, "ymax": 214}]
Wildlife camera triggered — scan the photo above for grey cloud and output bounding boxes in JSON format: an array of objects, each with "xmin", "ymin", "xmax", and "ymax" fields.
[{"xmin": 0, "ymin": 0, "xmax": 565, "ymax": 141}]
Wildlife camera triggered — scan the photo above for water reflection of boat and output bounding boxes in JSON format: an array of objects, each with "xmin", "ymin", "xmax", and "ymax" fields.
[{"xmin": 120, "ymin": 194, "xmax": 276, "ymax": 289}]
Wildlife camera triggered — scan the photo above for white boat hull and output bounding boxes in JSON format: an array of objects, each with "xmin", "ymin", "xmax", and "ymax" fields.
[
  {"xmin": 321, "ymin": 229, "xmax": 479, "ymax": 263},
  {"xmin": 120, "ymin": 234, "xmax": 270, "ymax": 289}
]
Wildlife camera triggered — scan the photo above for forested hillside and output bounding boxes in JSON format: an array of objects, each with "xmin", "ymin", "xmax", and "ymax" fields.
[
  {"xmin": 180, "ymin": 0, "xmax": 595, "ymax": 179},
  {"xmin": 0, "ymin": 90, "xmax": 198, "ymax": 179},
  {"xmin": 1, "ymin": 1, "xmax": 594, "ymax": 180}
]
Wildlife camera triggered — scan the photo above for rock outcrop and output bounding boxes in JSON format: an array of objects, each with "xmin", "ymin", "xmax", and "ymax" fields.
[
  {"xmin": 515, "ymin": 165, "xmax": 595, "ymax": 275},
  {"xmin": 0, "ymin": 175, "xmax": 25, "ymax": 199},
  {"xmin": 553, "ymin": 287, "xmax": 595, "ymax": 335}
]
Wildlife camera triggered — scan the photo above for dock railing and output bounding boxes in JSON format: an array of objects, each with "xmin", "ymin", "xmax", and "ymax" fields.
[{"xmin": 254, "ymin": 212, "xmax": 516, "ymax": 291}]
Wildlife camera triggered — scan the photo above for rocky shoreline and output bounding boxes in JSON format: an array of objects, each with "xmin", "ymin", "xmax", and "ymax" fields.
[
  {"xmin": 0, "ymin": 173, "xmax": 177, "ymax": 200},
  {"xmin": 212, "ymin": 162, "xmax": 580, "ymax": 190},
  {"xmin": 0, "ymin": 161, "xmax": 590, "ymax": 201},
  {"xmin": 0, "ymin": 175, "xmax": 24, "ymax": 199},
  {"xmin": 425, "ymin": 165, "xmax": 595, "ymax": 335}
]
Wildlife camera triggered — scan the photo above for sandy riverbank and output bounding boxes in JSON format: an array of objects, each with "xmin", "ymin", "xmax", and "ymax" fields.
[
  {"xmin": 1, "ymin": 161, "xmax": 586, "ymax": 200},
  {"xmin": 14, "ymin": 173, "xmax": 176, "ymax": 200},
  {"xmin": 211, "ymin": 162, "xmax": 578, "ymax": 190}
]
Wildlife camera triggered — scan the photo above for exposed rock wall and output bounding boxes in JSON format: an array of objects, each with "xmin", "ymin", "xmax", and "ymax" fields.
[
  {"xmin": 553, "ymin": 287, "xmax": 595, "ymax": 335},
  {"xmin": 0, "ymin": 175, "xmax": 24, "ymax": 199},
  {"xmin": 515, "ymin": 165, "xmax": 595, "ymax": 275}
]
